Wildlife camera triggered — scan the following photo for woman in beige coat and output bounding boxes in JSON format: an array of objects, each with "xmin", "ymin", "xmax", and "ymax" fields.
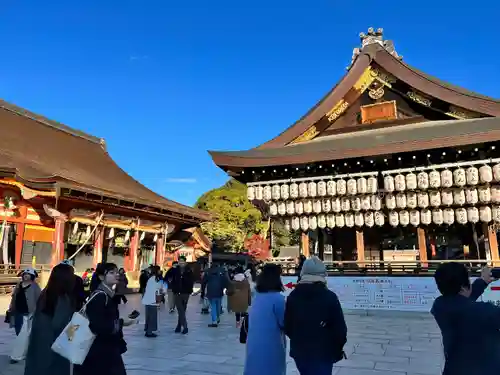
[{"xmin": 227, "ymin": 266, "xmax": 251, "ymax": 328}]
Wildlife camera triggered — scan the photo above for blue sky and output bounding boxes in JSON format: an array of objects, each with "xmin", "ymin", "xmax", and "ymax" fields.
[{"xmin": 0, "ymin": 0, "xmax": 498, "ymax": 206}]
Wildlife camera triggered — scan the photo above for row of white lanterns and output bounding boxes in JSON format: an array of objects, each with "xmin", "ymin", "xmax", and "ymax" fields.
[{"xmin": 284, "ymin": 205, "xmax": 500, "ymax": 231}]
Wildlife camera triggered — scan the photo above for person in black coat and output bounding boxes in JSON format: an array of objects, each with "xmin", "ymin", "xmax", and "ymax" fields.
[
  {"xmin": 431, "ymin": 262, "xmax": 499, "ymax": 375},
  {"xmin": 169, "ymin": 256, "xmax": 195, "ymax": 334},
  {"xmin": 75, "ymin": 263, "xmax": 133, "ymax": 375},
  {"xmin": 285, "ymin": 256, "xmax": 347, "ymax": 375}
]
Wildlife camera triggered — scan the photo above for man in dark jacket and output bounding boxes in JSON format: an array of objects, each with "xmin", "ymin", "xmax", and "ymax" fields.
[
  {"xmin": 202, "ymin": 263, "xmax": 230, "ymax": 327},
  {"xmin": 431, "ymin": 262, "xmax": 498, "ymax": 375},
  {"xmin": 169, "ymin": 256, "xmax": 194, "ymax": 334},
  {"xmin": 164, "ymin": 262, "xmax": 178, "ymax": 313},
  {"xmin": 285, "ymin": 256, "xmax": 347, "ymax": 375}
]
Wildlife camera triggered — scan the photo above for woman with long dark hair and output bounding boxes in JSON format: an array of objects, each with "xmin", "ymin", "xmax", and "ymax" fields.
[
  {"xmin": 24, "ymin": 263, "xmax": 76, "ymax": 375},
  {"xmin": 244, "ymin": 263, "xmax": 286, "ymax": 375}
]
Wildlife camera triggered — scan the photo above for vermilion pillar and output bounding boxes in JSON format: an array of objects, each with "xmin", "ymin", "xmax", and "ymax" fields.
[
  {"xmin": 126, "ymin": 231, "xmax": 139, "ymax": 272},
  {"xmin": 155, "ymin": 235, "xmax": 165, "ymax": 266},
  {"xmin": 15, "ymin": 206, "xmax": 27, "ymax": 267},
  {"xmin": 51, "ymin": 218, "xmax": 66, "ymax": 266},
  {"xmin": 93, "ymin": 226, "xmax": 104, "ymax": 267}
]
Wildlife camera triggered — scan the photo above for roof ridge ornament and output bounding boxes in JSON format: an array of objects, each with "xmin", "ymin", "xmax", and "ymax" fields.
[{"xmin": 347, "ymin": 28, "xmax": 402, "ymax": 70}]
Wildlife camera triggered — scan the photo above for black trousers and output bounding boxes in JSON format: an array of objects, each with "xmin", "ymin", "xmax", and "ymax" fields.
[
  {"xmin": 174, "ymin": 294, "xmax": 190, "ymax": 328},
  {"xmin": 235, "ymin": 312, "xmax": 248, "ymax": 323}
]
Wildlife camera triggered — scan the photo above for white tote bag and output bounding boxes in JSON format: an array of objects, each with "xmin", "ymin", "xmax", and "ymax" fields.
[
  {"xmin": 10, "ymin": 315, "xmax": 32, "ymax": 361},
  {"xmin": 51, "ymin": 291, "xmax": 106, "ymax": 365}
]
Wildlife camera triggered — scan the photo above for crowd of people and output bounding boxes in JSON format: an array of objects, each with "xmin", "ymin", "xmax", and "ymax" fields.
[{"xmin": 5, "ymin": 254, "xmax": 500, "ymax": 375}]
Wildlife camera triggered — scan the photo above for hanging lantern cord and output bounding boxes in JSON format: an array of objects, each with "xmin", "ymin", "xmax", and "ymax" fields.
[{"xmin": 68, "ymin": 211, "xmax": 105, "ymax": 261}]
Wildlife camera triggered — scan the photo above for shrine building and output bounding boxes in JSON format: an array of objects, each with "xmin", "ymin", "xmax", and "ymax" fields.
[{"xmin": 209, "ymin": 28, "xmax": 500, "ymax": 268}]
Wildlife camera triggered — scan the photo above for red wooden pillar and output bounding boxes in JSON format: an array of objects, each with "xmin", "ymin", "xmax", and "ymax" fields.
[
  {"xmin": 155, "ymin": 234, "xmax": 165, "ymax": 266},
  {"xmin": 51, "ymin": 218, "xmax": 66, "ymax": 266},
  {"xmin": 93, "ymin": 226, "xmax": 104, "ymax": 267},
  {"xmin": 15, "ymin": 206, "xmax": 27, "ymax": 267},
  {"xmin": 127, "ymin": 231, "xmax": 139, "ymax": 272}
]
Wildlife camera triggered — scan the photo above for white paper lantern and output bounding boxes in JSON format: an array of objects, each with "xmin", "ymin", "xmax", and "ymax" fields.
[
  {"xmin": 317, "ymin": 181, "xmax": 327, "ymax": 197},
  {"xmin": 269, "ymin": 202, "xmax": 278, "ymax": 216},
  {"xmin": 335, "ymin": 214, "xmax": 345, "ymax": 228},
  {"xmin": 453, "ymin": 188, "xmax": 466, "ymax": 205},
  {"xmin": 417, "ymin": 192, "xmax": 429, "ymax": 209},
  {"xmin": 364, "ymin": 211, "xmax": 374, "ymax": 227},
  {"xmin": 443, "ymin": 208, "xmax": 454, "ymax": 225},
  {"xmin": 255, "ymin": 186, "xmax": 264, "ymax": 200},
  {"xmin": 370, "ymin": 195, "xmax": 382, "ymax": 211},
  {"xmin": 326, "ymin": 214, "xmax": 335, "ymax": 228},
  {"xmin": 357, "ymin": 177, "xmax": 367, "ymax": 194},
  {"xmin": 389, "ymin": 211, "xmax": 399, "ymax": 227},
  {"xmin": 478, "ymin": 186, "xmax": 491, "ymax": 203},
  {"xmin": 384, "ymin": 175, "xmax": 395, "ymax": 192},
  {"xmin": 429, "ymin": 191, "xmax": 441, "ymax": 207},
  {"xmin": 395, "ymin": 174, "xmax": 406, "ymax": 192},
  {"xmin": 407, "ymin": 192, "xmax": 417, "ymax": 209},
  {"xmin": 313, "ymin": 199, "xmax": 322, "ymax": 214},
  {"xmin": 421, "ymin": 209, "xmax": 432, "ymax": 225},
  {"xmin": 494, "ymin": 164, "xmax": 500, "ymax": 182},
  {"xmin": 284, "ymin": 218, "xmax": 291, "ymax": 232},
  {"xmin": 375, "ymin": 211, "xmax": 385, "ymax": 226},
  {"xmin": 399, "ymin": 210, "xmax": 410, "ymax": 226},
  {"xmin": 318, "ymin": 214, "xmax": 327, "ymax": 229},
  {"xmin": 410, "ymin": 210, "xmax": 420, "ymax": 227},
  {"xmin": 351, "ymin": 197, "xmax": 361, "ymax": 211},
  {"xmin": 493, "ymin": 206, "xmax": 500, "ymax": 223},
  {"xmin": 327, "ymin": 180, "xmax": 336, "ymax": 196},
  {"xmin": 299, "ymin": 182, "xmax": 308, "ymax": 198},
  {"xmin": 432, "ymin": 209, "xmax": 443, "ymax": 225},
  {"xmin": 247, "ymin": 186, "xmax": 255, "ymax": 201},
  {"xmin": 467, "ymin": 207, "xmax": 479, "ymax": 223},
  {"xmin": 278, "ymin": 201, "xmax": 286, "ymax": 216},
  {"xmin": 466, "ymin": 167, "xmax": 479, "ymax": 186},
  {"xmin": 396, "ymin": 193, "xmax": 407, "ymax": 209},
  {"xmin": 385, "ymin": 194, "xmax": 396, "ymax": 210},
  {"xmin": 361, "ymin": 196, "xmax": 371, "ymax": 211},
  {"xmin": 332, "ymin": 198, "xmax": 341, "ymax": 213},
  {"xmin": 322, "ymin": 199, "xmax": 332, "ymax": 213},
  {"xmin": 263, "ymin": 186, "xmax": 272, "ymax": 201},
  {"xmin": 367, "ymin": 176, "xmax": 378, "ymax": 193},
  {"xmin": 280, "ymin": 184, "xmax": 290, "ymax": 200},
  {"xmin": 286, "ymin": 201, "xmax": 295, "ymax": 215},
  {"xmin": 341, "ymin": 197, "xmax": 351, "ymax": 212},
  {"xmin": 309, "ymin": 216, "xmax": 318, "ymax": 230},
  {"xmin": 295, "ymin": 200, "xmax": 304, "ymax": 215},
  {"xmin": 290, "ymin": 183, "xmax": 299, "ymax": 199},
  {"xmin": 440, "ymin": 189, "xmax": 453, "ymax": 206},
  {"xmin": 456, "ymin": 208, "xmax": 467, "ymax": 224},
  {"xmin": 272, "ymin": 185, "xmax": 281, "ymax": 200},
  {"xmin": 465, "ymin": 188, "xmax": 478, "ymax": 204},
  {"xmin": 441, "ymin": 169, "xmax": 453, "ymax": 188},
  {"xmin": 453, "ymin": 168, "xmax": 466, "ymax": 187},
  {"xmin": 347, "ymin": 179, "xmax": 357, "ymax": 195},
  {"xmin": 345, "ymin": 212, "xmax": 354, "ymax": 227},
  {"xmin": 429, "ymin": 170, "xmax": 441, "ymax": 189},
  {"xmin": 337, "ymin": 179, "xmax": 347, "ymax": 195},
  {"xmin": 303, "ymin": 199, "xmax": 313, "ymax": 214},
  {"xmin": 417, "ymin": 172, "xmax": 429, "ymax": 190},
  {"xmin": 354, "ymin": 212, "xmax": 364, "ymax": 227},
  {"xmin": 406, "ymin": 172, "xmax": 417, "ymax": 190},
  {"xmin": 308, "ymin": 182, "xmax": 317, "ymax": 198},
  {"xmin": 480, "ymin": 165, "xmax": 493, "ymax": 184},
  {"xmin": 492, "ymin": 185, "xmax": 500, "ymax": 203},
  {"xmin": 300, "ymin": 216, "xmax": 310, "ymax": 231},
  {"xmin": 480, "ymin": 206, "xmax": 492, "ymax": 223},
  {"xmin": 291, "ymin": 217, "xmax": 300, "ymax": 231}
]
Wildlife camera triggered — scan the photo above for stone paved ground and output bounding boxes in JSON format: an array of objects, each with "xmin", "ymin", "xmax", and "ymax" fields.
[{"xmin": 0, "ymin": 295, "xmax": 444, "ymax": 375}]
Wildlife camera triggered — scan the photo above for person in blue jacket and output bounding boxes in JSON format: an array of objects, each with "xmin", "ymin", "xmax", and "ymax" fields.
[{"xmin": 431, "ymin": 262, "xmax": 499, "ymax": 375}]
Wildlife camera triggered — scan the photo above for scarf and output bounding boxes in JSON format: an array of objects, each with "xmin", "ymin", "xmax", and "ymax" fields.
[{"xmin": 299, "ymin": 274, "xmax": 327, "ymax": 285}]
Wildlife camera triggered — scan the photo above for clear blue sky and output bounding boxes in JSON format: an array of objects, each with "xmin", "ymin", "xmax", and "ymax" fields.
[{"xmin": 0, "ymin": 1, "xmax": 498, "ymax": 206}]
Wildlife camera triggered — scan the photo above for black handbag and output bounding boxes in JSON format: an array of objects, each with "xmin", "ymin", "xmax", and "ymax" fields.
[{"xmin": 239, "ymin": 315, "xmax": 249, "ymax": 344}]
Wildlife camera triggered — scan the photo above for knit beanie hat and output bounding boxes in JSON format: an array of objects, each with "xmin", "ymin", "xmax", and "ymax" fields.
[{"xmin": 300, "ymin": 256, "xmax": 327, "ymax": 277}]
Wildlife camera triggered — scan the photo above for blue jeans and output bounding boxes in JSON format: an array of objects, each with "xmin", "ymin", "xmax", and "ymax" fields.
[
  {"xmin": 294, "ymin": 358, "xmax": 333, "ymax": 375},
  {"xmin": 14, "ymin": 313, "xmax": 27, "ymax": 336},
  {"xmin": 209, "ymin": 298, "xmax": 222, "ymax": 323}
]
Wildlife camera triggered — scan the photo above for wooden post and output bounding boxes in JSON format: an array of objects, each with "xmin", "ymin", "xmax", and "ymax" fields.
[
  {"xmin": 356, "ymin": 229, "xmax": 365, "ymax": 266},
  {"xmin": 15, "ymin": 206, "xmax": 27, "ymax": 267},
  {"xmin": 127, "ymin": 231, "xmax": 139, "ymax": 272},
  {"xmin": 417, "ymin": 227, "xmax": 428, "ymax": 267},
  {"xmin": 301, "ymin": 232, "xmax": 310, "ymax": 257},
  {"xmin": 51, "ymin": 218, "xmax": 66, "ymax": 266},
  {"xmin": 155, "ymin": 234, "xmax": 165, "ymax": 266},
  {"xmin": 484, "ymin": 223, "xmax": 499, "ymax": 266},
  {"xmin": 93, "ymin": 226, "xmax": 104, "ymax": 267},
  {"xmin": 318, "ymin": 229, "xmax": 325, "ymax": 260}
]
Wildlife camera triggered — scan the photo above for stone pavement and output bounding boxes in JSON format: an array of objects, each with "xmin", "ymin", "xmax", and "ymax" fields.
[{"xmin": 0, "ymin": 295, "xmax": 444, "ymax": 375}]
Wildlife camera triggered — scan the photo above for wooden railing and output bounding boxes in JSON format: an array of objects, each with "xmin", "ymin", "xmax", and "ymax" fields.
[{"xmin": 270, "ymin": 259, "xmax": 495, "ymax": 277}]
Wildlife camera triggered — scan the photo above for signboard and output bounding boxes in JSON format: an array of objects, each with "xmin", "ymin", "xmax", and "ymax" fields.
[{"xmin": 360, "ymin": 100, "xmax": 397, "ymax": 124}]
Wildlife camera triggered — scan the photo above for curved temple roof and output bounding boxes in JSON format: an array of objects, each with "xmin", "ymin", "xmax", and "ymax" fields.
[{"xmin": 0, "ymin": 100, "xmax": 210, "ymax": 223}]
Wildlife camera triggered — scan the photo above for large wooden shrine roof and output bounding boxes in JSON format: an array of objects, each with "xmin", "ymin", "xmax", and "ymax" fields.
[
  {"xmin": 209, "ymin": 29, "xmax": 500, "ymax": 173},
  {"xmin": 0, "ymin": 100, "xmax": 210, "ymax": 223}
]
